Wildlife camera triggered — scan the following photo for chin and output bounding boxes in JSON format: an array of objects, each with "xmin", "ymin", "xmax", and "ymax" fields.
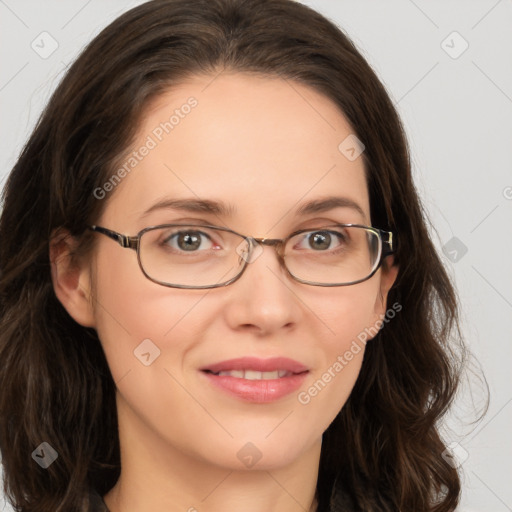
[{"xmin": 209, "ymin": 436, "xmax": 316, "ymax": 472}]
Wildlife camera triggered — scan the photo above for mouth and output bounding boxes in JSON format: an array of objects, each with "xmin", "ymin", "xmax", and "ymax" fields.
[
  {"xmin": 199, "ymin": 357, "xmax": 310, "ymax": 402},
  {"xmin": 200, "ymin": 356, "xmax": 309, "ymax": 374},
  {"xmin": 202, "ymin": 369, "xmax": 300, "ymax": 379}
]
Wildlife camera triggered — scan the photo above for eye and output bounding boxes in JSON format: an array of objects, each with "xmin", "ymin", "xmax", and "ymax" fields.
[
  {"xmin": 295, "ymin": 229, "xmax": 347, "ymax": 251},
  {"xmin": 162, "ymin": 229, "xmax": 218, "ymax": 252}
]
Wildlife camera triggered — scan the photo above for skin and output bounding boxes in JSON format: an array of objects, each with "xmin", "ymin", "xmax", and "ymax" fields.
[{"xmin": 51, "ymin": 72, "xmax": 398, "ymax": 512}]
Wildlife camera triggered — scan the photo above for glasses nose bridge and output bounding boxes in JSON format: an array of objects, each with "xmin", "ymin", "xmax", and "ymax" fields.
[{"xmin": 247, "ymin": 236, "xmax": 286, "ymax": 260}]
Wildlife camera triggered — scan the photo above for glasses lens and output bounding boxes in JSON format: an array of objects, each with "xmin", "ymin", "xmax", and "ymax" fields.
[
  {"xmin": 138, "ymin": 224, "xmax": 382, "ymax": 288},
  {"xmin": 284, "ymin": 226, "xmax": 381, "ymax": 285},
  {"xmin": 138, "ymin": 225, "xmax": 248, "ymax": 287}
]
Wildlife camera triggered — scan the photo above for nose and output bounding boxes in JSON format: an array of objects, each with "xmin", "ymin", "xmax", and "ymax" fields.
[{"xmin": 222, "ymin": 240, "xmax": 302, "ymax": 336}]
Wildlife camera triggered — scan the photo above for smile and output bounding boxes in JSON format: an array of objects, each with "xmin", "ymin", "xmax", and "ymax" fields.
[{"xmin": 205, "ymin": 369, "xmax": 294, "ymax": 379}]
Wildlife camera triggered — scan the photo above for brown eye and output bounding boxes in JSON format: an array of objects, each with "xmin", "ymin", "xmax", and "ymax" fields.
[
  {"xmin": 309, "ymin": 231, "xmax": 331, "ymax": 250},
  {"xmin": 295, "ymin": 230, "xmax": 346, "ymax": 251},
  {"xmin": 162, "ymin": 230, "xmax": 214, "ymax": 252}
]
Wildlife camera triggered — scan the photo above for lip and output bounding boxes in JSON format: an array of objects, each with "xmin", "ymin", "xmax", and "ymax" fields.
[
  {"xmin": 199, "ymin": 357, "xmax": 310, "ymax": 403},
  {"xmin": 200, "ymin": 356, "xmax": 309, "ymax": 374}
]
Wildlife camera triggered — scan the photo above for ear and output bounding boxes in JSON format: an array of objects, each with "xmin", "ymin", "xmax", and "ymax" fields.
[
  {"xmin": 49, "ymin": 228, "xmax": 96, "ymax": 328},
  {"xmin": 370, "ymin": 255, "xmax": 399, "ymax": 336}
]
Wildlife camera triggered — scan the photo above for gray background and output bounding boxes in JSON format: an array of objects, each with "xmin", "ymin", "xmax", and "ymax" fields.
[{"xmin": 1, "ymin": 1, "xmax": 511, "ymax": 510}]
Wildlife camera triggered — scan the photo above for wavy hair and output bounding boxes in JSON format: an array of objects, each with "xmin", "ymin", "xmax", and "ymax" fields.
[{"xmin": 0, "ymin": 0, "xmax": 471, "ymax": 510}]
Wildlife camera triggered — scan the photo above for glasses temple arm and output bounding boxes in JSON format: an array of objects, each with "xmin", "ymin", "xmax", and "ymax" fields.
[
  {"xmin": 88, "ymin": 226, "xmax": 138, "ymax": 250},
  {"xmin": 380, "ymin": 230, "xmax": 396, "ymax": 256}
]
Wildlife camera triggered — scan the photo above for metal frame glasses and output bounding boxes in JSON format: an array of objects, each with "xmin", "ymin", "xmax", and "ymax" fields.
[{"xmin": 88, "ymin": 223, "xmax": 395, "ymax": 289}]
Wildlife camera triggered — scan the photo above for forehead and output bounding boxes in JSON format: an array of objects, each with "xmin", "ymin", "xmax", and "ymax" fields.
[{"xmin": 101, "ymin": 72, "xmax": 370, "ymax": 231}]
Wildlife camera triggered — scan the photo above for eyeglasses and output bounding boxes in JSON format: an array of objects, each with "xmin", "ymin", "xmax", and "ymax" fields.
[{"xmin": 88, "ymin": 223, "xmax": 395, "ymax": 289}]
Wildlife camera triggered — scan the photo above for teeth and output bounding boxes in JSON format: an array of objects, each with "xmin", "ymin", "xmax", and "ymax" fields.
[
  {"xmin": 218, "ymin": 370, "xmax": 244, "ymax": 378},
  {"xmin": 215, "ymin": 369, "xmax": 292, "ymax": 379},
  {"xmin": 245, "ymin": 370, "xmax": 267, "ymax": 380}
]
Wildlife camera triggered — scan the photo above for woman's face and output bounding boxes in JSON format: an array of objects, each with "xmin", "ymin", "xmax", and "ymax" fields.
[{"xmin": 79, "ymin": 73, "xmax": 397, "ymax": 471}]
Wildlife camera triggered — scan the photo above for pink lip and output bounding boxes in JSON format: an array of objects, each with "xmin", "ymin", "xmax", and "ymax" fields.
[
  {"xmin": 200, "ymin": 356, "xmax": 309, "ymax": 374},
  {"xmin": 199, "ymin": 357, "xmax": 309, "ymax": 403}
]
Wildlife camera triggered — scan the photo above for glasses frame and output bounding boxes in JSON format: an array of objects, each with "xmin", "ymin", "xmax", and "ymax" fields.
[{"xmin": 88, "ymin": 223, "xmax": 395, "ymax": 289}]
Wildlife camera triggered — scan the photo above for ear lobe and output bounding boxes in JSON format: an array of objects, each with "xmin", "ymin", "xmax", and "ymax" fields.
[
  {"xmin": 379, "ymin": 255, "xmax": 399, "ymax": 300},
  {"xmin": 369, "ymin": 256, "xmax": 399, "ymax": 339},
  {"xmin": 50, "ymin": 228, "xmax": 96, "ymax": 328}
]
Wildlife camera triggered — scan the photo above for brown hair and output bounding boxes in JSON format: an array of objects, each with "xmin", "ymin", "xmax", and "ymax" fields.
[{"xmin": 0, "ymin": 0, "xmax": 474, "ymax": 510}]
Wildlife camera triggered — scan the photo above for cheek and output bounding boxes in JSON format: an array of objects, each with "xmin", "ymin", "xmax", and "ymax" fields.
[
  {"xmin": 308, "ymin": 278, "xmax": 381, "ymax": 354},
  {"xmin": 90, "ymin": 249, "xmax": 211, "ymax": 382},
  {"xmin": 297, "ymin": 281, "xmax": 380, "ymax": 419}
]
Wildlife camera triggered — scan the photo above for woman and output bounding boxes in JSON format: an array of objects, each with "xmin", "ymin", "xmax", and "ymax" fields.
[{"xmin": 0, "ymin": 1, "xmax": 467, "ymax": 510}]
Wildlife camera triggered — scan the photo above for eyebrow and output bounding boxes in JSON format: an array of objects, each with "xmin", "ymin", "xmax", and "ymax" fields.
[
  {"xmin": 140, "ymin": 195, "xmax": 366, "ymax": 220},
  {"xmin": 141, "ymin": 198, "xmax": 235, "ymax": 218},
  {"xmin": 295, "ymin": 196, "xmax": 366, "ymax": 218}
]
